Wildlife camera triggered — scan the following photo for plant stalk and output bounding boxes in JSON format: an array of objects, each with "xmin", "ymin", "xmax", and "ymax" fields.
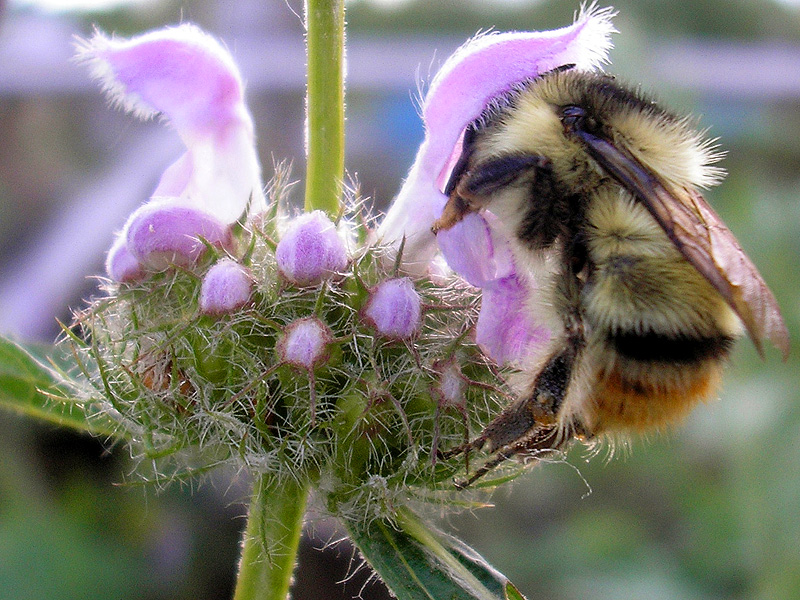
[
  {"xmin": 233, "ymin": 475, "xmax": 309, "ymax": 600},
  {"xmin": 304, "ymin": 0, "xmax": 346, "ymax": 217}
]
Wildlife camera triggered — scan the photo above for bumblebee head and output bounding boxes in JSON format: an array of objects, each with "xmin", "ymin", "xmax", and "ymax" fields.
[{"xmin": 432, "ymin": 68, "xmax": 723, "ymax": 234}]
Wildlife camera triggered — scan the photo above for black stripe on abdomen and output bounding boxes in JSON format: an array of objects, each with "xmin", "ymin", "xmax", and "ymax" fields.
[{"xmin": 608, "ymin": 331, "xmax": 736, "ymax": 364}]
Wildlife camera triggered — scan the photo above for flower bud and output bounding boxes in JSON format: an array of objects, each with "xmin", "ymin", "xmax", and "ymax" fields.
[
  {"xmin": 362, "ymin": 278, "xmax": 422, "ymax": 340},
  {"xmin": 199, "ymin": 259, "xmax": 253, "ymax": 316},
  {"xmin": 278, "ymin": 317, "xmax": 332, "ymax": 370},
  {"xmin": 106, "ymin": 234, "xmax": 145, "ymax": 283},
  {"xmin": 126, "ymin": 201, "xmax": 232, "ymax": 271},
  {"xmin": 434, "ymin": 358, "xmax": 466, "ymax": 408},
  {"xmin": 276, "ymin": 211, "xmax": 348, "ymax": 286}
]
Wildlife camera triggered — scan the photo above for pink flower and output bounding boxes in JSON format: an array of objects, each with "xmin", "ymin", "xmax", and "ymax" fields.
[
  {"xmin": 476, "ymin": 275, "xmax": 550, "ymax": 366},
  {"xmin": 434, "ymin": 212, "xmax": 514, "ymax": 287},
  {"xmin": 77, "ymin": 25, "xmax": 265, "ymax": 280},
  {"xmin": 378, "ymin": 6, "xmax": 615, "ymax": 364},
  {"xmin": 379, "ymin": 7, "xmax": 614, "ymax": 270}
]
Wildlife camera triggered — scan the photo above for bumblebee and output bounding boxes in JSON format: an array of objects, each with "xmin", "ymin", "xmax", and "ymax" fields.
[{"xmin": 434, "ymin": 66, "xmax": 790, "ymax": 486}]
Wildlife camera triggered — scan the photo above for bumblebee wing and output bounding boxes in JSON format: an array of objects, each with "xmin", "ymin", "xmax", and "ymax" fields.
[
  {"xmin": 575, "ymin": 129, "xmax": 789, "ymax": 359},
  {"xmin": 684, "ymin": 189, "xmax": 789, "ymax": 359}
]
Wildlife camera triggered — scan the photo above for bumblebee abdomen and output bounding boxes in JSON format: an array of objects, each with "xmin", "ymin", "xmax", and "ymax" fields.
[
  {"xmin": 573, "ymin": 187, "xmax": 743, "ymax": 433},
  {"xmin": 588, "ymin": 359, "xmax": 724, "ymax": 432}
]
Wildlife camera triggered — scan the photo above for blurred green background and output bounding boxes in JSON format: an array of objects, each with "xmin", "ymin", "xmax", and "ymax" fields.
[{"xmin": 0, "ymin": 0, "xmax": 798, "ymax": 598}]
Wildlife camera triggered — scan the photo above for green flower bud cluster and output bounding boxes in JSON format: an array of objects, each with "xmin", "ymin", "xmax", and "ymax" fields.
[{"xmin": 68, "ymin": 192, "xmax": 515, "ymax": 522}]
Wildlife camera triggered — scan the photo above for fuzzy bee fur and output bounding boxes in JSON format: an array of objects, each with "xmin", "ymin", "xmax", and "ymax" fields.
[{"xmin": 434, "ymin": 67, "xmax": 789, "ymax": 487}]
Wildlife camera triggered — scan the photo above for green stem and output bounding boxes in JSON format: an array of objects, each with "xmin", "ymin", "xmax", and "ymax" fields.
[
  {"xmin": 233, "ymin": 475, "xmax": 310, "ymax": 600},
  {"xmin": 305, "ymin": 0, "xmax": 346, "ymax": 217}
]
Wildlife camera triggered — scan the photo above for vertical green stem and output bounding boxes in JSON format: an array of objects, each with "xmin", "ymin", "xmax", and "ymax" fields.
[
  {"xmin": 233, "ymin": 475, "xmax": 309, "ymax": 600},
  {"xmin": 305, "ymin": 0, "xmax": 346, "ymax": 217}
]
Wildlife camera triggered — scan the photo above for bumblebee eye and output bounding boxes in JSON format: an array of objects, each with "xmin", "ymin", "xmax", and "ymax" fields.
[
  {"xmin": 561, "ymin": 105, "xmax": 585, "ymax": 124},
  {"xmin": 560, "ymin": 105, "xmax": 588, "ymax": 132},
  {"xmin": 560, "ymin": 105, "xmax": 603, "ymax": 138}
]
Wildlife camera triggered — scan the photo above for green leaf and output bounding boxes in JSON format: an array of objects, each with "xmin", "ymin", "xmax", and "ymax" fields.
[
  {"xmin": 504, "ymin": 582, "xmax": 526, "ymax": 600},
  {"xmin": 344, "ymin": 507, "xmax": 527, "ymax": 600},
  {"xmin": 0, "ymin": 335, "xmax": 122, "ymax": 438}
]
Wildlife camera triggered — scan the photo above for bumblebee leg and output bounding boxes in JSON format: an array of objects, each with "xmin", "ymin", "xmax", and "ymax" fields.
[
  {"xmin": 449, "ymin": 346, "xmax": 579, "ymax": 487},
  {"xmin": 437, "ymin": 432, "xmax": 485, "ymax": 461},
  {"xmin": 454, "ymin": 423, "xmax": 565, "ymax": 488},
  {"xmin": 456, "ymin": 154, "xmax": 550, "ymax": 200},
  {"xmin": 455, "ymin": 445, "xmax": 518, "ymax": 489},
  {"xmin": 434, "ymin": 153, "xmax": 550, "ymax": 232},
  {"xmin": 478, "ymin": 344, "xmax": 578, "ymax": 453},
  {"xmin": 452, "ymin": 265, "xmax": 587, "ymax": 486}
]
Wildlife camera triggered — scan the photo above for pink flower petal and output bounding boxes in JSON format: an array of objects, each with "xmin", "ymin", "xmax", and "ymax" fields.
[
  {"xmin": 77, "ymin": 24, "xmax": 265, "ymax": 223},
  {"xmin": 435, "ymin": 212, "xmax": 515, "ymax": 287},
  {"xmin": 476, "ymin": 275, "xmax": 549, "ymax": 366},
  {"xmin": 105, "ymin": 233, "xmax": 145, "ymax": 283},
  {"xmin": 380, "ymin": 6, "xmax": 615, "ymax": 269},
  {"xmin": 152, "ymin": 152, "xmax": 193, "ymax": 198},
  {"xmin": 435, "ymin": 214, "xmax": 495, "ymax": 287}
]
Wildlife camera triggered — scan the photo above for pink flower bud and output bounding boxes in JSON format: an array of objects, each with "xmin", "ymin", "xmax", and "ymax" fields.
[
  {"xmin": 106, "ymin": 234, "xmax": 145, "ymax": 283},
  {"xmin": 199, "ymin": 259, "xmax": 253, "ymax": 316},
  {"xmin": 126, "ymin": 201, "xmax": 232, "ymax": 271},
  {"xmin": 434, "ymin": 358, "xmax": 467, "ymax": 408},
  {"xmin": 276, "ymin": 211, "xmax": 348, "ymax": 286},
  {"xmin": 278, "ymin": 317, "xmax": 332, "ymax": 370},
  {"xmin": 362, "ymin": 278, "xmax": 422, "ymax": 340}
]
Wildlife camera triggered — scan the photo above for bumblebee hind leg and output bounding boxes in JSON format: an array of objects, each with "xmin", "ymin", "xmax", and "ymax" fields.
[
  {"xmin": 444, "ymin": 240, "xmax": 588, "ymax": 487},
  {"xmin": 446, "ymin": 343, "xmax": 583, "ymax": 487}
]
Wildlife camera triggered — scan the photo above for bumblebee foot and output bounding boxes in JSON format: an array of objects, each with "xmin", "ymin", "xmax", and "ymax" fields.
[{"xmin": 454, "ymin": 446, "xmax": 519, "ymax": 488}]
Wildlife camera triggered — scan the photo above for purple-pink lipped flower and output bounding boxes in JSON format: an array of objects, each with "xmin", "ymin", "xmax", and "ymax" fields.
[
  {"xmin": 199, "ymin": 259, "xmax": 253, "ymax": 316},
  {"xmin": 476, "ymin": 274, "xmax": 550, "ymax": 366},
  {"xmin": 276, "ymin": 211, "xmax": 348, "ymax": 286},
  {"xmin": 77, "ymin": 24, "xmax": 265, "ymax": 281},
  {"xmin": 379, "ymin": 6, "xmax": 614, "ymax": 271},
  {"xmin": 278, "ymin": 317, "xmax": 333, "ymax": 370},
  {"xmin": 434, "ymin": 212, "xmax": 515, "ymax": 287},
  {"xmin": 362, "ymin": 278, "xmax": 422, "ymax": 340}
]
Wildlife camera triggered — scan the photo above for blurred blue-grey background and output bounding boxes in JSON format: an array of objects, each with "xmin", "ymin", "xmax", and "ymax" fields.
[{"xmin": 0, "ymin": 0, "xmax": 798, "ymax": 598}]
